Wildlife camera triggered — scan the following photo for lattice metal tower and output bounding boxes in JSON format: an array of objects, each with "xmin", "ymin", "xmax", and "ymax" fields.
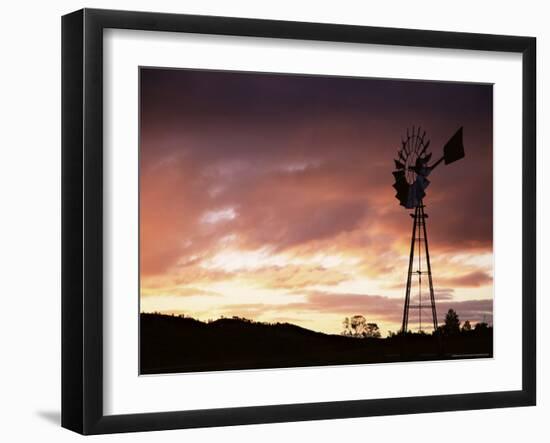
[
  {"xmin": 392, "ymin": 126, "xmax": 465, "ymax": 333},
  {"xmin": 402, "ymin": 202, "xmax": 437, "ymax": 333}
]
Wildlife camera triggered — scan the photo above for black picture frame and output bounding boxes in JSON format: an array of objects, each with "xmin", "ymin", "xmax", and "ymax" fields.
[{"xmin": 62, "ymin": 8, "xmax": 536, "ymax": 435}]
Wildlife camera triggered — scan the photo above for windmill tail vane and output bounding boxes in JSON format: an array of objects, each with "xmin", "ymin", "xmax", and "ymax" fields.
[{"xmin": 392, "ymin": 126, "xmax": 465, "ymax": 333}]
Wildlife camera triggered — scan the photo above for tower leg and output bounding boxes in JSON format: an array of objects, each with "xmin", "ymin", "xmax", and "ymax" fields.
[
  {"xmin": 401, "ymin": 205, "xmax": 419, "ymax": 333},
  {"xmin": 420, "ymin": 204, "xmax": 438, "ymax": 331}
]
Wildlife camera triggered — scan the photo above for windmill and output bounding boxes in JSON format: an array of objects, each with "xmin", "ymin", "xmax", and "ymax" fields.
[{"xmin": 392, "ymin": 126, "xmax": 465, "ymax": 333}]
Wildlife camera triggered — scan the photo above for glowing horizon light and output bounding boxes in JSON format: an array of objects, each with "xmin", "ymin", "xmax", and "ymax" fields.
[
  {"xmin": 200, "ymin": 247, "xmax": 284, "ymax": 272},
  {"xmin": 200, "ymin": 247, "xmax": 363, "ymax": 273}
]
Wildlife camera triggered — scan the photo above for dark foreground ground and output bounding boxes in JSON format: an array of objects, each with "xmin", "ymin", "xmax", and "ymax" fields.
[{"xmin": 140, "ymin": 313, "xmax": 493, "ymax": 374}]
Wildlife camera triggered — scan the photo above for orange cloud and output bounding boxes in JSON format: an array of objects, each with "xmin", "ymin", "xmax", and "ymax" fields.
[{"xmin": 438, "ymin": 271, "xmax": 493, "ymax": 288}]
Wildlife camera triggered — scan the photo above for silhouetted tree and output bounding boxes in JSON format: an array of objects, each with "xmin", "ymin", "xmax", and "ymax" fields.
[
  {"xmin": 342, "ymin": 317, "xmax": 351, "ymax": 336},
  {"xmin": 350, "ymin": 315, "xmax": 367, "ymax": 337},
  {"xmin": 462, "ymin": 320, "xmax": 472, "ymax": 332},
  {"xmin": 443, "ymin": 309, "xmax": 461, "ymax": 335},
  {"xmin": 474, "ymin": 321, "xmax": 489, "ymax": 332},
  {"xmin": 365, "ymin": 323, "xmax": 381, "ymax": 338}
]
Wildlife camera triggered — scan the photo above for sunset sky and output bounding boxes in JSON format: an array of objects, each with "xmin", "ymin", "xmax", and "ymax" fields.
[{"xmin": 139, "ymin": 68, "xmax": 493, "ymax": 335}]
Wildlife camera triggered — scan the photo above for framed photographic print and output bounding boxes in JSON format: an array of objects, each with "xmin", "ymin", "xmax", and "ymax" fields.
[{"xmin": 61, "ymin": 8, "xmax": 536, "ymax": 435}]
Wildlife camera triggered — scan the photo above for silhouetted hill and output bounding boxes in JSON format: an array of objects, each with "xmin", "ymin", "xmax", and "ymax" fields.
[{"xmin": 140, "ymin": 313, "xmax": 493, "ymax": 374}]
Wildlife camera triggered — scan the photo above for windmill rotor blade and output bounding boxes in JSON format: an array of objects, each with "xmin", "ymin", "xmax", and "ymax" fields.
[
  {"xmin": 393, "ymin": 178, "xmax": 408, "ymax": 191},
  {"xmin": 394, "ymin": 189, "xmax": 408, "ymax": 202},
  {"xmin": 395, "ymin": 189, "xmax": 410, "ymax": 206},
  {"xmin": 414, "ymin": 126, "xmax": 422, "ymax": 153},
  {"xmin": 392, "ymin": 171, "xmax": 411, "ymax": 207},
  {"xmin": 422, "ymin": 152, "xmax": 433, "ymax": 164},
  {"xmin": 443, "ymin": 127, "xmax": 465, "ymax": 165},
  {"xmin": 416, "ymin": 175, "xmax": 430, "ymax": 191},
  {"xmin": 419, "ymin": 139, "xmax": 431, "ymax": 157},
  {"xmin": 393, "ymin": 177, "xmax": 407, "ymax": 190},
  {"xmin": 394, "ymin": 159, "xmax": 405, "ymax": 170},
  {"xmin": 418, "ymin": 131, "xmax": 426, "ymax": 152},
  {"xmin": 406, "ymin": 188, "xmax": 417, "ymax": 209},
  {"xmin": 392, "ymin": 170, "xmax": 405, "ymax": 180}
]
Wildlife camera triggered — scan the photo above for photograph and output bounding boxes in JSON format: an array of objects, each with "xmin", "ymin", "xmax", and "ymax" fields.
[{"xmin": 139, "ymin": 68, "xmax": 494, "ymax": 374}]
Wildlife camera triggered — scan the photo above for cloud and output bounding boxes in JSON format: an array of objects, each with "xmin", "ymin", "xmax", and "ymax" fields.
[
  {"xmin": 141, "ymin": 286, "xmax": 220, "ymax": 297},
  {"xmin": 242, "ymin": 265, "xmax": 350, "ymax": 289},
  {"xmin": 438, "ymin": 271, "xmax": 492, "ymax": 288},
  {"xmin": 140, "ymin": 88, "xmax": 492, "ymax": 276},
  {"xmin": 434, "ymin": 289, "xmax": 455, "ymax": 300},
  {"xmin": 201, "ymin": 208, "xmax": 237, "ymax": 224}
]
